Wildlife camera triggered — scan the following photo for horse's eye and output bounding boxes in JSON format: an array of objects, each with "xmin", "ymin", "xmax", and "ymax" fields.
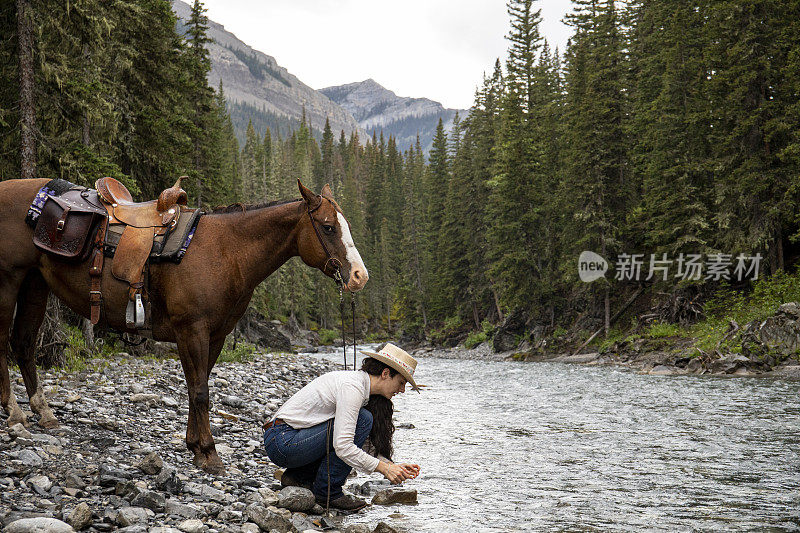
[{"xmin": 323, "ymin": 225, "xmax": 335, "ymax": 234}]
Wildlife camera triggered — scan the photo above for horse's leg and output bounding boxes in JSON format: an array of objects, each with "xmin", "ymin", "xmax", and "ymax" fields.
[
  {"xmin": 0, "ymin": 274, "xmax": 27, "ymax": 427},
  {"xmin": 176, "ymin": 325, "xmax": 225, "ymax": 474},
  {"xmin": 207, "ymin": 336, "xmax": 225, "ymax": 379},
  {"xmin": 11, "ymin": 270, "xmax": 57, "ymax": 429}
]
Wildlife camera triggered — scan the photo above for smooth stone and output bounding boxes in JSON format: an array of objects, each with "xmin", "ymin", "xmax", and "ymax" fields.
[
  {"xmin": 162, "ymin": 396, "xmax": 179, "ymax": 408},
  {"xmin": 257, "ymin": 488, "xmax": 279, "ymax": 507},
  {"xmin": 135, "ymin": 452, "xmax": 164, "ymax": 475},
  {"xmin": 155, "ymin": 466, "xmax": 182, "ymax": 494},
  {"xmin": 372, "ymin": 523, "xmax": 400, "ymax": 533},
  {"xmin": 221, "ymin": 395, "xmax": 244, "ymax": 408},
  {"xmin": 129, "ymin": 394, "xmax": 161, "ymax": 403},
  {"xmin": 31, "ymin": 434, "xmax": 61, "ymax": 446},
  {"xmin": 239, "ymin": 524, "xmax": 260, "ymax": 533},
  {"xmin": 68, "ymin": 502, "xmax": 93, "ymax": 531},
  {"xmin": 15, "ymin": 449, "xmax": 43, "ymax": 467},
  {"xmin": 183, "ymin": 483, "xmax": 228, "ymax": 503},
  {"xmin": 5, "ymin": 518, "xmax": 76, "ymax": 533},
  {"xmin": 28, "ymin": 475, "xmax": 53, "ymax": 493},
  {"xmin": 245, "ymin": 504, "xmax": 293, "ymax": 532},
  {"xmin": 9, "ymin": 423, "xmax": 32, "ymax": 440},
  {"xmin": 131, "ymin": 491, "xmax": 166, "ymax": 513},
  {"xmin": 165, "ymin": 499, "xmax": 201, "ymax": 519},
  {"xmin": 276, "ymin": 486, "xmax": 315, "ymax": 512},
  {"xmin": 290, "ymin": 513, "xmax": 315, "ymax": 532},
  {"xmin": 371, "ymin": 488, "xmax": 417, "ymax": 505},
  {"xmin": 116, "ymin": 507, "xmax": 152, "ymax": 527},
  {"xmin": 649, "ymin": 365, "xmax": 675, "ymax": 375},
  {"xmin": 177, "ymin": 519, "xmax": 207, "ymax": 533},
  {"xmin": 343, "ymin": 525, "xmax": 371, "ymax": 533},
  {"xmin": 117, "ymin": 526, "xmax": 148, "ymax": 533},
  {"xmin": 216, "ymin": 509, "xmax": 242, "ymax": 521},
  {"xmin": 64, "ymin": 473, "xmax": 86, "ymax": 490}
]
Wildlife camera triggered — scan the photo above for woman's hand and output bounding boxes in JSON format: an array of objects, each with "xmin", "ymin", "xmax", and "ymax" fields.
[{"xmin": 377, "ymin": 461, "xmax": 421, "ymax": 484}]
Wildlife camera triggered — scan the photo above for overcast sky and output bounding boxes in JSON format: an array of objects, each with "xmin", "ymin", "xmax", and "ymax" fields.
[{"xmin": 200, "ymin": 0, "xmax": 575, "ymax": 110}]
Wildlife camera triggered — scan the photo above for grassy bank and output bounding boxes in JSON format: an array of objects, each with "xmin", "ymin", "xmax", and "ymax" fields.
[{"xmin": 593, "ymin": 269, "xmax": 800, "ymax": 359}]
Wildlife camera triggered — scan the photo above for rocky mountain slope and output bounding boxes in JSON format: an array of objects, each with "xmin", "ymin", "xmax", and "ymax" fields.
[
  {"xmin": 172, "ymin": 0, "xmax": 363, "ymax": 141},
  {"xmin": 320, "ymin": 79, "xmax": 466, "ymax": 153}
]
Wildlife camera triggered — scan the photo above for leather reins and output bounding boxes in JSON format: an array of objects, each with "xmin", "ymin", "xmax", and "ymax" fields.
[{"xmin": 307, "ymin": 195, "xmax": 359, "ymax": 515}]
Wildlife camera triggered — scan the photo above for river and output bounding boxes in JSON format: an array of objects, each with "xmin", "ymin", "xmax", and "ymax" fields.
[{"xmin": 310, "ymin": 346, "xmax": 800, "ymax": 532}]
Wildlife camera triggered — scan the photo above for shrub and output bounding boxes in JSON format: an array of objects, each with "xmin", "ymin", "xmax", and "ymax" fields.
[
  {"xmin": 464, "ymin": 331, "xmax": 487, "ymax": 349},
  {"xmin": 317, "ymin": 328, "xmax": 339, "ymax": 346},
  {"xmin": 218, "ymin": 339, "xmax": 256, "ymax": 363},
  {"xmin": 364, "ymin": 331, "xmax": 389, "ymax": 343},
  {"xmin": 647, "ymin": 321, "xmax": 684, "ymax": 338}
]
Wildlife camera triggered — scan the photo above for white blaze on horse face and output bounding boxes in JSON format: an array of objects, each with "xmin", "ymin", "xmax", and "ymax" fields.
[{"xmin": 337, "ymin": 211, "xmax": 368, "ymax": 291}]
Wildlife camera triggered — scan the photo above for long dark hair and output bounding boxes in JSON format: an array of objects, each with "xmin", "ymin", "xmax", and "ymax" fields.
[{"xmin": 361, "ymin": 357, "xmax": 397, "ymax": 461}]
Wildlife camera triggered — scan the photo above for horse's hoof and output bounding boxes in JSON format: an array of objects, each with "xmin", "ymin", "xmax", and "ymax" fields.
[
  {"xmin": 37, "ymin": 416, "xmax": 59, "ymax": 429},
  {"xmin": 201, "ymin": 458, "xmax": 226, "ymax": 476},
  {"xmin": 192, "ymin": 454, "xmax": 205, "ymax": 468},
  {"xmin": 7, "ymin": 413, "xmax": 29, "ymax": 428}
]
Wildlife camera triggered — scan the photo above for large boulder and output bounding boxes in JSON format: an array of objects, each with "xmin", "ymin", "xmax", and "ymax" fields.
[
  {"xmin": 235, "ymin": 308, "xmax": 291, "ymax": 352},
  {"xmin": 276, "ymin": 486, "xmax": 316, "ymax": 512},
  {"xmin": 492, "ymin": 309, "xmax": 527, "ymax": 353},
  {"xmin": 5, "ymin": 518, "xmax": 76, "ymax": 533},
  {"xmin": 741, "ymin": 303, "xmax": 800, "ymax": 368},
  {"xmin": 245, "ymin": 504, "xmax": 296, "ymax": 532}
]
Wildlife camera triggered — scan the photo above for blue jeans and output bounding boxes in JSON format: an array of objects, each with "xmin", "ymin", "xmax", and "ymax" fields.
[{"xmin": 263, "ymin": 408, "xmax": 373, "ymax": 499}]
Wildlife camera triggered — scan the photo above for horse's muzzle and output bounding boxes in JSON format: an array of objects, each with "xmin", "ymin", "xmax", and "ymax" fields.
[{"xmin": 347, "ymin": 267, "xmax": 368, "ymax": 292}]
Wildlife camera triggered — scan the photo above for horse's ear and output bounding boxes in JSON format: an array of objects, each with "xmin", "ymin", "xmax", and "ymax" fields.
[
  {"xmin": 298, "ymin": 179, "xmax": 321, "ymax": 209},
  {"xmin": 321, "ymin": 183, "xmax": 334, "ymax": 201}
]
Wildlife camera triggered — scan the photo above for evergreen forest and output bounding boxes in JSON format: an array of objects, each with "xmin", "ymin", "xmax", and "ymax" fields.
[{"xmin": 3, "ymin": 0, "xmax": 800, "ymax": 351}]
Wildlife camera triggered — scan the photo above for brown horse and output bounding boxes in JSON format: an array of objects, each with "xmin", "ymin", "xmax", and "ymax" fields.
[{"xmin": 0, "ymin": 178, "xmax": 368, "ymax": 473}]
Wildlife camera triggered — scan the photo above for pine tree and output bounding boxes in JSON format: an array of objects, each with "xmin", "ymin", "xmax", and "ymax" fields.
[
  {"xmin": 706, "ymin": 0, "xmax": 800, "ymax": 273},
  {"xmin": 423, "ymin": 119, "xmax": 450, "ymax": 321},
  {"xmin": 505, "ymin": 0, "xmax": 543, "ymax": 112},
  {"xmin": 185, "ymin": 0, "xmax": 217, "ymax": 206},
  {"xmin": 560, "ymin": 0, "xmax": 629, "ymax": 334},
  {"xmin": 628, "ymin": 1, "xmax": 712, "ymax": 260},
  {"xmin": 319, "ymin": 117, "xmax": 335, "ymax": 193}
]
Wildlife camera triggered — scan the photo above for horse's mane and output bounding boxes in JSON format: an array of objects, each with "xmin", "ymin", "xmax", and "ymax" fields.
[{"xmin": 209, "ymin": 198, "xmax": 302, "ymax": 214}]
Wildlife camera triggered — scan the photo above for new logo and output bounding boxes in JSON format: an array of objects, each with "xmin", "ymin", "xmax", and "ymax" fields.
[{"xmin": 578, "ymin": 251, "xmax": 608, "ymax": 282}]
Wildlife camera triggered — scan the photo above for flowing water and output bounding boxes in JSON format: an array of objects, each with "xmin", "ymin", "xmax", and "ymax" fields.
[{"xmin": 311, "ymin": 347, "xmax": 800, "ymax": 532}]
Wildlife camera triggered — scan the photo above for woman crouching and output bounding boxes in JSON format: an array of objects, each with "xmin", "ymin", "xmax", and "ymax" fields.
[{"xmin": 263, "ymin": 343, "xmax": 421, "ymax": 511}]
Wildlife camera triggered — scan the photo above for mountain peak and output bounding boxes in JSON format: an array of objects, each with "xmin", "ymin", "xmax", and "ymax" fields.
[
  {"xmin": 320, "ymin": 81, "xmax": 467, "ymax": 153},
  {"xmin": 171, "ymin": 0, "xmax": 363, "ymax": 141}
]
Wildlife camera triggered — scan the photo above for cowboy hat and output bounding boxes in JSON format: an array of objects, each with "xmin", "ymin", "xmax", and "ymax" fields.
[{"xmin": 360, "ymin": 343, "xmax": 420, "ymax": 392}]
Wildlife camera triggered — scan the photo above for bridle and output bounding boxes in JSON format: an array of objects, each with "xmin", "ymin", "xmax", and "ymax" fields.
[
  {"xmin": 306, "ymin": 196, "xmax": 344, "ymax": 282},
  {"xmin": 306, "ymin": 195, "xmax": 358, "ymax": 372}
]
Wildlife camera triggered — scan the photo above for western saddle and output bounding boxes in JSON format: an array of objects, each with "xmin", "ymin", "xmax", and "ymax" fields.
[{"xmin": 93, "ymin": 176, "xmax": 189, "ymax": 328}]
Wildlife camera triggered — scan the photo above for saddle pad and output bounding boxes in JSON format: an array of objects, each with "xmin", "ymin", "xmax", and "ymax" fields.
[{"xmin": 104, "ymin": 208, "xmax": 202, "ymax": 264}]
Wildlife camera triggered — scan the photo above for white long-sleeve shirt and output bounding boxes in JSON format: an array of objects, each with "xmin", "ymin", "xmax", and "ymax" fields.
[{"xmin": 272, "ymin": 370, "xmax": 381, "ymax": 473}]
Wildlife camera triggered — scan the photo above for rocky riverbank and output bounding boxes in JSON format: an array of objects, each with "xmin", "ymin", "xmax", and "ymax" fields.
[
  {"xmin": 413, "ymin": 339, "xmax": 800, "ymax": 378},
  {"xmin": 412, "ymin": 303, "xmax": 800, "ymax": 379},
  {"xmin": 0, "ymin": 352, "xmax": 414, "ymax": 533}
]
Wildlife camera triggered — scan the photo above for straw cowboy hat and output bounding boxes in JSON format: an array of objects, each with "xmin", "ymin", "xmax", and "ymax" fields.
[{"xmin": 360, "ymin": 343, "xmax": 420, "ymax": 392}]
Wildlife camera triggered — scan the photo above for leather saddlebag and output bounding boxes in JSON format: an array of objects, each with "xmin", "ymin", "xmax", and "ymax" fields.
[{"xmin": 33, "ymin": 195, "xmax": 105, "ymax": 262}]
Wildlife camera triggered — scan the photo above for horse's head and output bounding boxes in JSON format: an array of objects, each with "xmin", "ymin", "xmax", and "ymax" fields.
[{"xmin": 297, "ymin": 179, "xmax": 369, "ymax": 292}]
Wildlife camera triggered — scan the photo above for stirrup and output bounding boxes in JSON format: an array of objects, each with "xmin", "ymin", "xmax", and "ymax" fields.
[{"xmin": 125, "ymin": 293, "xmax": 145, "ymax": 329}]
